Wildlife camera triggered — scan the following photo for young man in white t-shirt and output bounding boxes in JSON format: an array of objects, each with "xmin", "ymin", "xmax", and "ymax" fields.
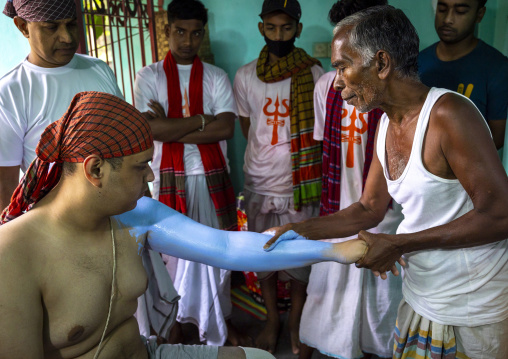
[
  {"xmin": 233, "ymin": 0, "xmax": 324, "ymax": 354},
  {"xmin": 0, "ymin": 0, "xmax": 123, "ymax": 210},
  {"xmin": 134, "ymin": 0, "xmax": 242, "ymax": 348}
]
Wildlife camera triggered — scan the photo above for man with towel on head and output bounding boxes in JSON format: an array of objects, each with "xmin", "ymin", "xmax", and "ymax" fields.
[
  {"xmin": 0, "ymin": 90, "xmax": 370, "ymax": 359},
  {"xmin": 0, "ymin": 0, "xmax": 123, "ymax": 210}
]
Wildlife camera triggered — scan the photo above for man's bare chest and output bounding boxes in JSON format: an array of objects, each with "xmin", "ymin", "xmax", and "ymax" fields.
[{"xmin": 39, "ymin": 233, "xmax": 148, "ymax": 356}]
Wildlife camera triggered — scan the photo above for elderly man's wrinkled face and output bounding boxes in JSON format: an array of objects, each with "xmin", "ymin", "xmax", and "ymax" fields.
[{"xmin": 331, "ymin": 27, "xmax": 381, "ymax": 113}]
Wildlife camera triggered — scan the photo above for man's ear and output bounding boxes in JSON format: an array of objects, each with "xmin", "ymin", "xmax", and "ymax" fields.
[
  {"xmin": 13, "ymin": 16, "xmax": 29, "ymax": 39},
  {"xmin": 375, "ymin": 50, "xmax": 391, "ymax": 80},
  {"xmin": 475, "ymin": 6, "xmax": 486, "ymax": 24},
  {"xmin": 296, "ymin": 22, "xmax": 303, "ymax": 38},
  {"xmin": 258, "ymin": 22, "xmax": 264, "ymax": 37},
  {"xmin": 83, "ymin": 155, "xmax": 105, "ymax": 188}
]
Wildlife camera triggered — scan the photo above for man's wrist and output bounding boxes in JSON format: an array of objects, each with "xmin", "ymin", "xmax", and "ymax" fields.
[{"xmin": 198, "ymin": 114, "xmax": 205, "ymax": 131}]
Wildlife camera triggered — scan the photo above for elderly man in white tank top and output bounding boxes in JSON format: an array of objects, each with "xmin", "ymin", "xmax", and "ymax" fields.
[{"xmin": 265, "ymin": 5, "xmax": 508, "ymax": 359}]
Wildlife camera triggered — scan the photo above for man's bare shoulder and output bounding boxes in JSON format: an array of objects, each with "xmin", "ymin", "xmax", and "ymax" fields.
[
  {"xmin": 0, "ymin": 213, "xmax": 48, "ymax": 269},
  {"xmin": 432, "ymin": 92, "xmax": 488, "ymax": 130}
]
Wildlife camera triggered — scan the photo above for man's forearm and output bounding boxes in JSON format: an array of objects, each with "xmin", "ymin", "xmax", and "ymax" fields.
[
  {"xmin": 177, "ymin": 117, "xmax": 234, "ymax": 144},
  {"xmin": 150, "ymin": 115, "xmax": 210, "ymax": 142},
  {"xmin": 289, "ymin": 201, "xmax": 384, "ymax": 241}
]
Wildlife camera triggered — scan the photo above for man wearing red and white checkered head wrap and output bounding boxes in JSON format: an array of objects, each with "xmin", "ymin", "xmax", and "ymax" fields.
[
  {"xmin": 0, "ymin": 91, "xmax": 153, "ymax": 224},
  {"xmin": 3, "ymin": 0, "xmax": 75, "ymax": 22}
]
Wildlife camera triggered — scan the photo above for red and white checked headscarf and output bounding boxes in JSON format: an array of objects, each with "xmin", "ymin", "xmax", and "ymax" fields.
[
  {"xmin": 3, "ymin": 0, "xmax": 76, "ymax": 22},
  {"xmin": 0, "ymin": 91, "xmax": 153, "ymax": 224}
]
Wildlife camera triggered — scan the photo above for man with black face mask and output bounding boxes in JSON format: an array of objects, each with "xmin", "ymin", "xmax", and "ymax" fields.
[{"xmin": 233, "ymin": 0, "xmax": 324, "ymax": 355}]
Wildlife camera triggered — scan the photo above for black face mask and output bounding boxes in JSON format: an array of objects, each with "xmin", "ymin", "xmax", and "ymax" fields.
[{"xmin": 264, "ymin": 34, "xmax": 296, "ymax": 58}]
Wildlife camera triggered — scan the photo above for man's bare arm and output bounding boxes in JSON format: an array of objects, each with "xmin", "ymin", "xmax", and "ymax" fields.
[
  {"xmin": 264, "ymin": 125, "xmax": 392, "ymax": 248},
  {"xmin": 239, "ymin": 116, "xmax": 250, "ymax": 139},
  {"xmin": 143, "ymin": 100, "xmax": 216, "ymax": 142},
  {"xmin": 487, "ymin": 119, "xmax": 506, "ymax": 149},
  {"xmin": 0, "ymin": 236, "xmax": 43, "ymax": 358},
  {"xmin": 357, "ymin": 94, "xmax": 508, "ymax": 272},
  {"xmin": 176, "ymin": 112, "xmax": 235, "ymax": 144},
  {"xmin": 116, "ymin": 197, "xmax": 369, "ymax": 271},
  {"xmin": 0, "ymin": 166, "xmax": 20, "ymax": 210}
]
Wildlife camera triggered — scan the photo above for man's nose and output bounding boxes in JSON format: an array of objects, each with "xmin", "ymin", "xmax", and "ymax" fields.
[
  {"xmin": 333, "ymin": 72, "xmax": 344, "ymax": 91},
  {"xmin": 146, "ymin": 167, "xmax": 155, "ymax": 183},
  {"xmin": 57, "ymin": 25, "xmax": 73, "ymax": 43},
  {"xmin": 444, "ymin": 9, "xmax": 455, "ymax": 24},
  {"xmin": 273, "ymin": 28, "xmax": 282, "ymax": 41}
]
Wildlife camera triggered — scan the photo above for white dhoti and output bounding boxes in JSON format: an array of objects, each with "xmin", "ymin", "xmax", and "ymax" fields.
[
  {"xmin": 300, "ymin": 246, "xmax": 402, "ymax": 359},
  {"xmin": 162, "ymin": 175, "xmax": 232, "ymax": 346}
]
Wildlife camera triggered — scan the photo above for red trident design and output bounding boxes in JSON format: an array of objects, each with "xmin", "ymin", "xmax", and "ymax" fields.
[
  {"xmin": 341, "ymin": 107, "xmax": 368, "ymax": 168},
  {"xmin": 264, "ymin": 95, "xmax": 290, "ymax": 145}
]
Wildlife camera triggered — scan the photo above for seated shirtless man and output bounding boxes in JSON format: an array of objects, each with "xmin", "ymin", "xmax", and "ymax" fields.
[{"xmin": 0, "ymin": 91, "xmax": 368, "ymax": 359}]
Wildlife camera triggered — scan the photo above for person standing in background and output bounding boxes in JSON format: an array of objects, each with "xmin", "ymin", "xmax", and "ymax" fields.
[
  {"xmin": 134, "ymin": 0, "xmax": 244, "ymax": 348},
  {"xmin": 419, "ymin": 0, "xmax": 508, "ymax": 149},
  {"xmin": 0, "ymin": 0, "xmax": 123, "ymax": 211},
  {"xmin": 234, "ymin": 0, "xmax": 324, "ymax": 354}
]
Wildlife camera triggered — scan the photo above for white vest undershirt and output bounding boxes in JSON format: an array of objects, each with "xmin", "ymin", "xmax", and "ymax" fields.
[{"xmin": 377, "ymin": 87, "xmax": 508, "ymax": 326}]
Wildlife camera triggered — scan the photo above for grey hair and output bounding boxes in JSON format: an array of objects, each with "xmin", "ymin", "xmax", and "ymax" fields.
[{"xmin": 333, "ymin": 5, "xmax": 420, "ymax": 80}]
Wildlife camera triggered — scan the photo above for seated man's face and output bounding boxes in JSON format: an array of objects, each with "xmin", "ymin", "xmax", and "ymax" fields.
[
  {"xmin": 26, "ymin": 17, "xmax": 79, "ymax": 68},
  {"xmin": 103, "ymin": 147, "xmax": 155, "ymax": 214},
  {"xmin": 259, "ymin": 12, "xmax": 301, "ymax": 42},
  {"xmin": 165, "ymin": 19, "xmax": 205, "ymax": 65}
]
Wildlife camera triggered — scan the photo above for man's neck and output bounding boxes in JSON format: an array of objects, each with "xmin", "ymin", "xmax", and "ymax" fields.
[
  {"xmin": 435, "ymin": 35, "xmax": 478, "ymax": 62},
  {"xmin": 379, "ymin": 80, "xmax": 430, "ymax": 126},
  {"xmin": 34, "ymin": 184, "xmax": 111, "ymax": 235}
]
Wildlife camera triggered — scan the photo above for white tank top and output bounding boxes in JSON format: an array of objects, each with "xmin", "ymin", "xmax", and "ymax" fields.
[{"xmin": 377, "ymin": 87, "xmax": 508, "ymax": 326}]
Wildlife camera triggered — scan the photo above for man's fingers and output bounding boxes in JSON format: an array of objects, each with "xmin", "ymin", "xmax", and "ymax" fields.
[
  {"xmin": 397, "ymin": 257, "xmax": 406, "ymax": 266},
  {"xmin": 380, "ymin": 272, "xmax": 388, "ymax": 280},
  {"xmin": 263, "ymin": 234, "xmax": 280, "ymax": 251},
  {"xmin": 391, "ymin": 264, "xmax": 400, "ymax": 276},
  {"xmin": 263, "ymin": 229, "xmax": 300, "ymax": 251},
  {"xmin": 372, "ymin": 270, "xmax": 380, "ymax": 277}
]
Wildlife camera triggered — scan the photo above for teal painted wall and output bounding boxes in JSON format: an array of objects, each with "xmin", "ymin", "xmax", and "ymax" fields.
[
  {"xmin": 0, "ymin": 16, "xmax": 31, "ymax": 76},
  {"xmin": 1, "ymin": 1, "xmax": 506, "ymax": 187}
]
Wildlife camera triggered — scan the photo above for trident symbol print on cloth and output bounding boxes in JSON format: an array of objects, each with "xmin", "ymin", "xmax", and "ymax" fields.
[
  {"xmin": 341, "ymin": 107, "xmax": 368, "ymax": 168},
  {"xmin": 264, "ymin": 95, "xmax": 290, "ymax": 145}
]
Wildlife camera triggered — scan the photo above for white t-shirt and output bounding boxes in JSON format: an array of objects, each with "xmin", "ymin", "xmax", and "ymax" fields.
[
  {"xmin": 377, "ymin": 87, "xmax": 508, "ymax": 326},
  {"xmin": 313, "ymin": 71, "xmax": 402, "ymax": 241},
  {"xmin": 134, "ymin": 60, "xmax": 238, "ymax": 200},
  {"xmin": 0, "ymin": 54, "xmax": 123, "ymax": 172},
  {"xmin": 234, "ymin": 59, "xmax": 324, "ymax": 197}
]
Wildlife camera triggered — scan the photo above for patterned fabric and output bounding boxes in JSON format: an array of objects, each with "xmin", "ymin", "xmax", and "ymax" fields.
[
  {"xmin": 158, "ymin": 51, "xmax": 237, "ymax": 231},
  {"xmin": 0, "ymin": 91, "xmax": 153, "ymax": 224},
  {"xmin": 393, "ymin": 303, "xmax": 469, "ymax": 359},
  {"xmin": 320, "ymin": 83, "xmax": 383, "ymax": 216},
  {"xmin": 3, "ymin": 0, "xmax": 76, "ymax": 21},
  {"xmin": 256, "ymin": 46, "xmax": 322, "ymax": 210}
]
